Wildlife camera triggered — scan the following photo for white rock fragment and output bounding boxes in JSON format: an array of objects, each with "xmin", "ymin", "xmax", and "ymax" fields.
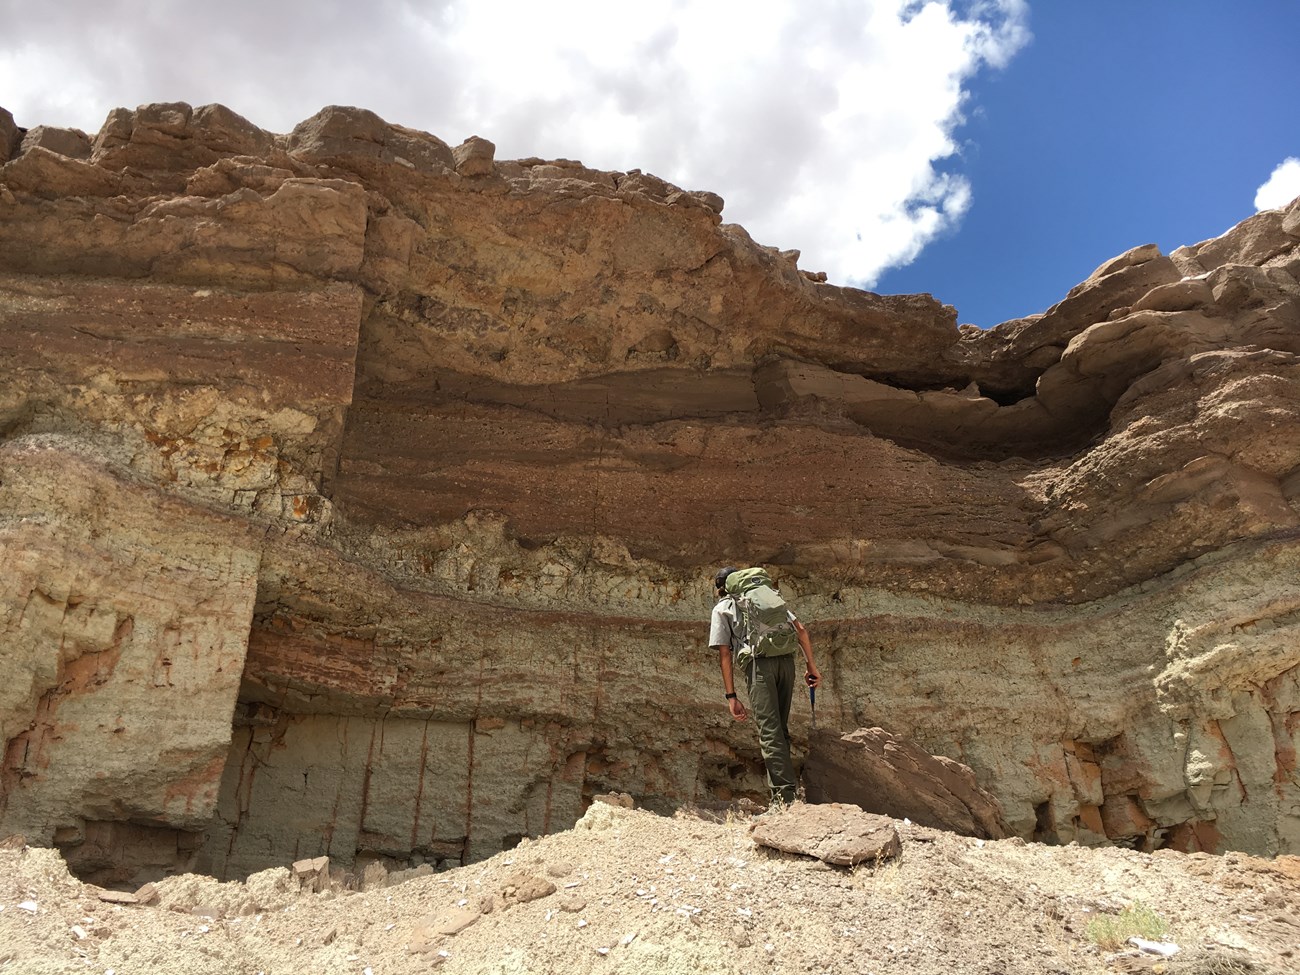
[
  {"xmin": 1128, "ymin": 937, "xmax": 1180, "ymax": 957},
  {"xmin": 18, "ymin": 901, "xmax": 37, "ymax": 913},
  {"xmin": 71, "ymin": 926, "xmax": 88, "ymax": 940},
  {"xmin": 620, "ymin": 932, "xmax": 637, "ymax": 946},
  {"xmin": 596, "ymin": 947, "xmax": 610, "ymax": 955}
]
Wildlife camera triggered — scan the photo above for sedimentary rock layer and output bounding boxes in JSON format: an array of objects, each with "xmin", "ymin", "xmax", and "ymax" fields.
[{"xmin": 1, "ymin": 101, "xmax": 1298, "ymax": 881}]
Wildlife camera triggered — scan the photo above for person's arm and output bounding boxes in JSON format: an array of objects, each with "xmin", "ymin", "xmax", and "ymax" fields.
[
  {"xmin": 710, "ymin": 600, "xmax": 748, "ymax": 721},
  {"xmin": 793, "ymin": 619, "xmax": 821, "ymax": 688},
  {"xmin": 716, "ymin": 644, "xmax": 748, "ymax": 721}
]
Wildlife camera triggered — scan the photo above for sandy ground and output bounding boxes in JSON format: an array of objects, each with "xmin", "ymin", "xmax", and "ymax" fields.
[{"xmin": 2, "ymin": 801, "xmax": 1298, "ymax": 975}]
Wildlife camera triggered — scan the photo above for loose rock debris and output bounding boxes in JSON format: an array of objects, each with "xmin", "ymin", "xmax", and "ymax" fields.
[{"xmin": 1, "ymin": 802, "xmax": 1297, "ymax": 974}]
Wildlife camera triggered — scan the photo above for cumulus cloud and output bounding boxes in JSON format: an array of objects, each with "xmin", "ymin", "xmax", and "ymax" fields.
[
  {"xmin": 1255, "ymin": 158, "xmax": 1300, "ymax": 212},
  {"xmin": 0, "ymin": 0, "xmax": 1029, "ymax": 287}
]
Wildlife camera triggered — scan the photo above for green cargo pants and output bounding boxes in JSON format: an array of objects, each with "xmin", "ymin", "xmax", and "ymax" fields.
[{"xmin": 742, "ymin": 652, "xmax": 797, "ymax": 806}]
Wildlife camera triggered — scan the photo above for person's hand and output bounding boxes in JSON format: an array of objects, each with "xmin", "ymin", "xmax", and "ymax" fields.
[
  {"xmin": 729, "ymin": 696, "xmax": 748, "ymax": 721},
  {"xmin": 805, "ymin": 667, "xmax": 822, "ymax": 689}
]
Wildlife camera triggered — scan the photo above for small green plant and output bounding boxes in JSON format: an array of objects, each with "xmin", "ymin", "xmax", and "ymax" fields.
[{"xmin": 1085, "ymin": 900, "xmax": 1168, "ymax": 949}]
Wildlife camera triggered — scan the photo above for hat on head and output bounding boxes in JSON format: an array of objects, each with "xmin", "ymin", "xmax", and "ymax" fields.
[{"xmin": 714, "ymin": 565, "xmax": 739, "ymax": 590}]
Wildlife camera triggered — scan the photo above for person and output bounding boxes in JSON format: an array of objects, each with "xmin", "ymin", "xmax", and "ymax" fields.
[{"xmin": 709, "ymin": 565, "xmax": 821, "ymax": 807}]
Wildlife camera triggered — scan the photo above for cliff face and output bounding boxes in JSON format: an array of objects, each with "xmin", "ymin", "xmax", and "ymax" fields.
[{"xmin": 1, "ymin": 102, "xmax": 1298, "ymax": 883}]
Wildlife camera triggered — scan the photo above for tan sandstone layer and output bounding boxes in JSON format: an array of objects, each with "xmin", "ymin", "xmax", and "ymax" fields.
[{"xmin": 1, "ymin": 101, "xmax": 1298, "ymax": 884}]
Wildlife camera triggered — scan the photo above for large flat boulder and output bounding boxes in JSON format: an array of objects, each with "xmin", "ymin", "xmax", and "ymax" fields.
[
  {"xmin": 749, "ymin": 802, "xmax": 901, "ymax": 866},
  {"xmin": 804, "ymin": 728, "xmax": 1010, "ymax": 839}
]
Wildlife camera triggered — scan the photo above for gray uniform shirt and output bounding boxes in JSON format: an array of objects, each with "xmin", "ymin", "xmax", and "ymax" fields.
[{"xmin": 709, "ymin": 597, "xmax": 797, "ymax": 651}]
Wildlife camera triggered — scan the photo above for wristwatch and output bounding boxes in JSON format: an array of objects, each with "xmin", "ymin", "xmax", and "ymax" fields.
[{"xmin": 725, "ymin": 693, "xmax": 737, "ymax": 700}]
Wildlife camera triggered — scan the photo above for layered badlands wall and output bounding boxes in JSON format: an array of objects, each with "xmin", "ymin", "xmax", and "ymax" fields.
[{"xmin": 1, "ymin": 103, "xmax": 1299, "ymax": 885}]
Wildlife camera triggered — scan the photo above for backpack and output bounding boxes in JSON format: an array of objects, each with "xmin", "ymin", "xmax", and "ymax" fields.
[{"xmin": 724, "ymin": 567, "xmax": 799, "ymax": 659}]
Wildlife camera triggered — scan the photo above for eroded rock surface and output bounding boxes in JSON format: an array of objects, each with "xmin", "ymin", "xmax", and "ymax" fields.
[
  {"xmin": 803, "ymin": 728, "xmax": 1010, "ymax": 839},
  {"xmin": 1, "ymin": 100, "xmax": 1298, "ymax": 882}
]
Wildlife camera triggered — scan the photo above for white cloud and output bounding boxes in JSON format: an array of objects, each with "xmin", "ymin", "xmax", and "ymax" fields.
[
  {"xmin": 1255, "ymin": 158, "xmax": 1300, "ymax": 212},
  {"xmin": 0, "ymin": 0, "xmax": 1029, "ymax": 287}
]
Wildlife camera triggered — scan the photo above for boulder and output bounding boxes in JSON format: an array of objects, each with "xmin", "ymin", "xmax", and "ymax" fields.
[
  {"xmin": 1131, "ymin": 278, "xmax": 1214, "ymax": 313},
  {"xmin": 1010, "ymin": 251, "xmax": 1183, "ymax": 366},
  {"xmin": 1283, "ymin": 197, "xmax": 1300, "ymax": 237},
  {"xmin": 1, "ymin": 145, "xmax": 121, "ymax": 198},
  {"xmin": 803, "ymin": 728, "xmax": 1010, "ymax": 839},
  {"xmin": 749, "ymin": 802, "xmax": 901, "ymax": 866},
  {"xmin": 288, "ymin": 105, "xmax": 454, "ymax": 172},
  {"xmin": 452, "ymin": 135, "xmax": 496, "ymax": 177},
  {"xmin": 18, "ymin": 125, "xmax": 91, "ymax": 159},
  {"xmin": 292, "ymin": 855, "xmax": 332, "ymax": 892},
  {"xmin": 85, "ymin": 102, "xmax": 273, "ymax": 184},
  {"xmin": 0, "ymin": 106, "xmax": 20, "ymax": 163},
  {"xmin": 687, "ymin": 189, "xmax": 724, "ymax": 214},
  {"xmin": 190, "ymin": 103, "xmax": 275, "ymax": 156},
  {"xmin": 1186, "ymin": 209, "xmax": 1296, "ymax": 272},
  {"xmin": 497, "ymin": 870, "xmax": 556, "ymax": 906}
]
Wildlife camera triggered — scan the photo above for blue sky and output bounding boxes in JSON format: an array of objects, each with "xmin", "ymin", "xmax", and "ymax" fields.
[
  {"xmin": 880, "ymin": 2, "xmax": 1300, "ymax": 327},
  {"xmin": 1, "ymin": 1, "xmax": 1298, "ymax": 331}
]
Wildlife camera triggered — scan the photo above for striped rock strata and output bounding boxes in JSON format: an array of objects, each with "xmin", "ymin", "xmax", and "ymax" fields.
[{"xmin": 1, "ymin": 101, "xmax": 1298, "ymax": 884}]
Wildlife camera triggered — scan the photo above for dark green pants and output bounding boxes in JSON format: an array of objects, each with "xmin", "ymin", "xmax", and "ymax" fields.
[{"xmin": 742, "ymin": 653, "xmax": 797, "ymax": 805}]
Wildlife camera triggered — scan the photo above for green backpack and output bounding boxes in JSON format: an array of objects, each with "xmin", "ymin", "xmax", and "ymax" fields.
[{"xmin": 724, "ymin": 567, "xmax": 799, "ymax": 660}]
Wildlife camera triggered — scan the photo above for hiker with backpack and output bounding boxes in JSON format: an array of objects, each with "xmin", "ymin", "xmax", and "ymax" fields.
[{"xmin": 709, "ymin": 565, "xmax": 821, "ymax": 807}]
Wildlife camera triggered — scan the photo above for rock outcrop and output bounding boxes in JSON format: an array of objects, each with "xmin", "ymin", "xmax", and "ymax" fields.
[
  {"xmin": 1, "ymin": 101, "xmax": 1298, "ymax": 883},
  {"xmin": 803, "ymin": 728, "xmax": 1010, "ymax": 839}
]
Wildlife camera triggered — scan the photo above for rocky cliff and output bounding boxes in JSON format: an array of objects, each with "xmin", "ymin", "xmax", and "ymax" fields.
[{"xmin": 1, "ymin": 102, "xmax": 1298, "ymax": 884}]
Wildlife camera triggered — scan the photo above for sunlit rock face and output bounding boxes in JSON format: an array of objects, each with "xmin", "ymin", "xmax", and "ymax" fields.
[{"xmin": 2, "ymin": 101, "xmax": 1298, "ymax": 883}]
